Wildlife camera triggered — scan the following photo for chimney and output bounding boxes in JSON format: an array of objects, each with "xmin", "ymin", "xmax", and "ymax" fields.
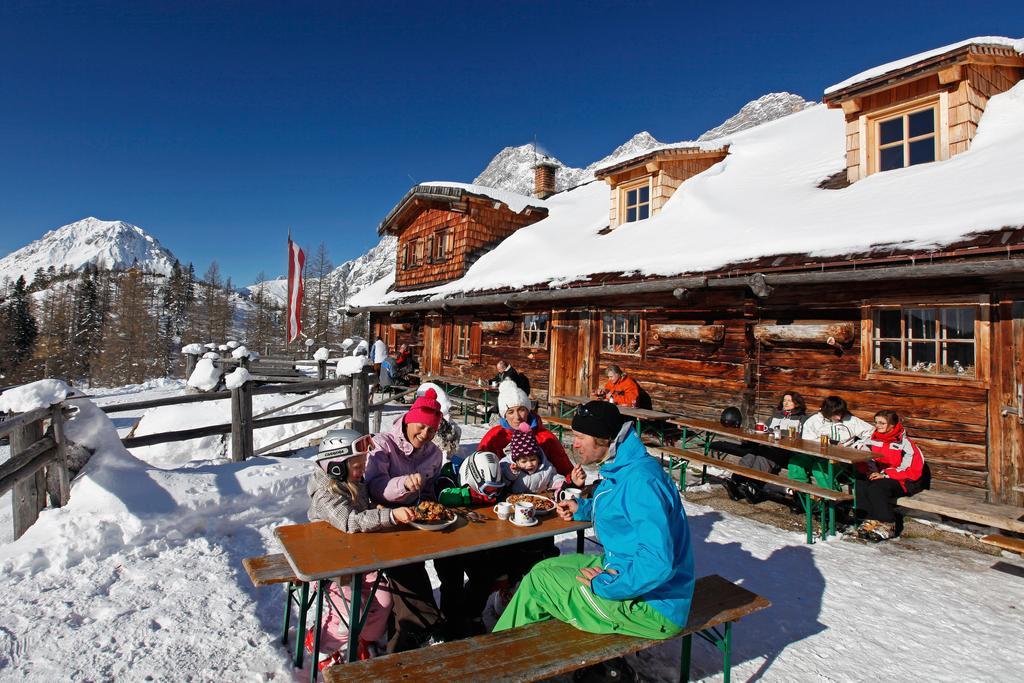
[{"xmin": 533, "ymin": 157, "xmax": 559, "ymax": 199}]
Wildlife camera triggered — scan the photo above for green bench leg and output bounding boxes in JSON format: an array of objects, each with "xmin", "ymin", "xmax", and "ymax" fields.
[
  {"xmin": 293, "ymin": 581, "xmax": 310, "ymax": 668},
  {"xmin": 281, "ymin": 581, "xmax": 295, "ymax": 646},
  {"xmin": 680, "ymin": 633, "xmax": 692, "ymax": 681},
  {"xmin": 345, "ymin": 573, "xmax": 364, "ymax": 664},
  {"xmin": 688, "ymin": 621, "xmax": 733, "ymax": 683},
  {"xmin": 577, "ymin": 529, "xmax": 585, "ymax": 554},
  {"xmin": 803, "ymin": 494, "xmax": 814, "ymax": 545},
  {"xmin": 310, "ymin": 579, "xmax": 328, "ymax": 683}
]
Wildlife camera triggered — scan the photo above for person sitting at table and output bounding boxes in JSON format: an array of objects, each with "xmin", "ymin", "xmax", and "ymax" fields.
[
  {"xmin": 854, "ymin": 410, "xmax": 930, "ymax": 542},
  {"xmin": 489, "ymin": 359, "xmax": 530, "ymax": 394},
  {"xmin": 499, "ymin": 423, "xmax": 565, "ymax": 494},
  {"xmin": 378, "ymin": 354, "xmax": 400, "ymax": 390},
  {"xmin": 307, "ymin": 429, "xmax": 416, "ymax": 667},
  {"xmin": 594, "ymin": 365, "xmax": 641, "ymax": 408},
  {"xmin": 792, "ymin": 395, "xmax": 873, "ymax": 489},
  {"xmin": 479, "ymin": 379, "xmax": 580, "ymax": 484},
  {"xmin": 723, "ymin": 391, "xmax": 809, "ymax": 504},
  {"xmin": 494, "ymin": 400, "xmax": 695, "ymax": 677},
  {"xmin": 364, "ymin": 389, "xmax": 446, "ymax": 653}
]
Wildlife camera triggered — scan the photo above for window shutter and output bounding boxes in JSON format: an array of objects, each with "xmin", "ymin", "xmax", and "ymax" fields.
[
  {"xmin": 398, "ymin": 246, "xmax": 406, "ymax": 271},
  {"xmin": 442, "ymin": 322, "xmax": 452, "ymax": 361},
  {"xmin": 426, "ymin": 235, "xmax": 435, "ymax": 264},
  {"xmin": 470, "ymin": 322, "xmax": 483, "ymax": 362}
]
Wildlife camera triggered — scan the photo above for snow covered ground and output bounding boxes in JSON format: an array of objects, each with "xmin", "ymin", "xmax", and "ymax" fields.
[{"xmin": 0, "ymin": 382, "xmax": 1021, "ymax": 681}]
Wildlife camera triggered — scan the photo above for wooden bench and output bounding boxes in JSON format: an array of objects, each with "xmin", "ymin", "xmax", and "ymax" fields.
[
  {"xmin": 650, "ymin": 445, "xmax": 853, "ymax": 544},
  {"xmin": 324, "ymin": 574, "xmax": 769, "ymax": 683},
  {"xmin": 980, "ymin": 534, "xmax": 1024, "ymax": 556},
  {"xmin": 896, "ymin": 489, "xmax": 1024, "ymax": 535},
  {"xmin": 243, "ymin": 554, "xmax": 313, "ymax": 668}
]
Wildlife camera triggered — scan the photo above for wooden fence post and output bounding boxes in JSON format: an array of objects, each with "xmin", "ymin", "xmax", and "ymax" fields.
[
  {"xmin": 184, "ymin": 353, "xmax": 198, "ymax": 379},
  {"xmin": 352, "ymin": 369, "xmax": 369, "ymax": 434},
  {"xmin": 317, "ymin": 360, "xmax": 327, "ymax": 381},
  {"xmin": 230, "ymin": 380, "xmax": 254, "ymax": 462},
  {"xmin": 46, "ymin": 404, "xmax": 71, "ymax": 507},
  {"xmin": 11, "ymin": 419, "xmax": 45, "ymax": 539}
]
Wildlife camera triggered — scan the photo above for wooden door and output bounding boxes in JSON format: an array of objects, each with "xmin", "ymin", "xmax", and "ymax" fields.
[
  {"xmin": 989, "ymin": 299, "xmax": 1024, "ymax": 505},
  {"xmin": 548, "ymin": 310, "xmax": 599, "ymax": 404},
  {"xmin": 422, "ymin": 317, "xmax": 443, "ymax": 375}
]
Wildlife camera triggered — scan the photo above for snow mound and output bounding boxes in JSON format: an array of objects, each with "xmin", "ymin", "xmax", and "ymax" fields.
[
  {"xmin": 225, "ymin": 368, "xmax": 251, "ymax": 390},
  {"xmin": 336, "ymin": 356, "xmax": 369, "ymax": 376},
  {"xmin": 313, "ymin": 347, "xmax": 330, "ymax": 361},
  {"xmin": 0, "ymin": 379, "xmax": 70, "ymax": 413},
  {"xmin": 187, "ymin": 359, "xmax": 222, "ymax": 391},
  {"xmin": 180, "ymin": 343, "xmax": 204, "ymax": 355}
]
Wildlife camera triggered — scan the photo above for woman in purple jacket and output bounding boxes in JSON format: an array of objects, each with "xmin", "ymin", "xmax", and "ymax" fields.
[{"xmin": 364, "ymin": 389, "xmax": 445, "ymax": 652}]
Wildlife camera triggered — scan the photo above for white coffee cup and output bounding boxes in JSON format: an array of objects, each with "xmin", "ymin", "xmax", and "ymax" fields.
[
  {"xmin": 556, "ymin": 487, "xmax": 582, "ymax": 503},
  {"xmin": 513, "ymin": 501, "xmax": 535, "ymax": 525},
  {"xmin": 493, "ymin": 501, "xmax": 513, "ymax": 520}
]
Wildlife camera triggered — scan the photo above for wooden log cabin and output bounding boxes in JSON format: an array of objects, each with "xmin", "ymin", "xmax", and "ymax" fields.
[{"xmin": 350, "ymin": 37, "xmax": 1024, "ymax": 505}]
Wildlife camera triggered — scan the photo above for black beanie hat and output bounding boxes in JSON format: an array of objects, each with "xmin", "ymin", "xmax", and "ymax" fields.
[{"xmin": 571, "ymin": 400, "xmax": 625, "ymax": 440}]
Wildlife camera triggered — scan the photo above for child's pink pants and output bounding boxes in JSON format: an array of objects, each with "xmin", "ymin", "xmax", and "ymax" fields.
[{"xmin": 317, "ymin": 571, "xmax": 392, "ymax": 654}]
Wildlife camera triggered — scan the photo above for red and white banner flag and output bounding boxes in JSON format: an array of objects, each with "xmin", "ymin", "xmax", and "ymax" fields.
[{"xmin": 286, "ymin": 236, "xmax": 305, "ymax": 343}]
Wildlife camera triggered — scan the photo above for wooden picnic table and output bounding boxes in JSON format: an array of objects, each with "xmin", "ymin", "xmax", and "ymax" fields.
[{"xmin": 276, "ymin": 507, "xmax": 591, "ymax": 681}]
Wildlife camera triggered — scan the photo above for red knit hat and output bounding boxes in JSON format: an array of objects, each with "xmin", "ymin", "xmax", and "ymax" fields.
[{"xmin": 405, "ymin": 388, "xmax": 442, "ymax": 430}]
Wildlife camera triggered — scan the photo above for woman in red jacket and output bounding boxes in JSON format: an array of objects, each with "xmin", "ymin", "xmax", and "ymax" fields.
[
  {"xmin": 479, "ymin": 379, "xmax": 579, "ymax": 483},
  {"xmin": 855, "ymin": 410, "xmax": 929, "ymax": 542}
]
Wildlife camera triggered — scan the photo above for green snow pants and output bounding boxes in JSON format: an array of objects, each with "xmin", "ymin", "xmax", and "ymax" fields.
[
  {"xmin": 787, "ymin": 453, "xmax": 834, "ymax": 489},
  {"xmin": 493, "ymin": 554, "xmax": 681, "ymax": 639}
]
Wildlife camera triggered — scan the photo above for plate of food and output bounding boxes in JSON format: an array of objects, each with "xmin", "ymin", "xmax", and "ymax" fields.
[
  {"xmin": 505, "ymin": 493, "xmax": 556, "ymax": 516},
  {"xmin": 409, "ymin": 501, "xmax": 458, "ymax": 531}
]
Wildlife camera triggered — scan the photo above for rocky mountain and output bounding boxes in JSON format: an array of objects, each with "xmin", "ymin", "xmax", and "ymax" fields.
[
  {"xmin": 698, "ymin": 92, "xmax": 815, "ymax": 141},
  {"xmin": 0, "ymin": 217, "xmax": 177, "ymax": 286},
  {"xmin": 472, "ymin": 93, "xmax": 814, "ymax": 196}
]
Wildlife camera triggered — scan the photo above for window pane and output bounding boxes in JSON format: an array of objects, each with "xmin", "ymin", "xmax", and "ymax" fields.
[
  {"xmin": 905, "ymin": 308, "xmax": 936, "ymax": 339},
  {"xmin": 879, "ymin": 118, "xmax": 903, "ymax": 146},
  {"xmin": 908, "ymin": 109, "xmax": 934, "ymax": 138},
  {"xmin": 940, "ymin": 343, "xmax": 975, "ymax": 376},
  {"xmin": 638, "ymin": 205, "xmax": 649, "ymax": 220},
  {"xmin": 627, "ymin": 189, "xmax": 637, "ymax": 206},
  {"xmin": 626, "ymin": 207, "xmax": 636, "ymax": 223},
  {"xmin": 639, "ymin": 186, "xmax": 649, "ymax": 203},
  {"xmin": 874, "ymin": 309, "xmax": 901, "ymax": 338},
  {"xmin": 880, "ymin": 145, "xmax": 904, "ymax": 171},
  {"xmin": 941, "ymin": 308, "xmax": 975, "ymax": 340},
  {"xmin": 908, "ymin": 138, "xmax": 935, "ymax": 166},
  {"xmin": 874, "ymin": 341, "xmax": 902, "ymax": 371},
  {"xmin": 907, "ymin": 341, "xmax": 937, "ymax": 371}
]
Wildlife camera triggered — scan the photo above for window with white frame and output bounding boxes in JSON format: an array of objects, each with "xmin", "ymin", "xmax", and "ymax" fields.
[
  {"xmin": 434, "ymin": 230, "xmax": 451, "ymax": 262},
  {"xmin": 870, "ymin": 305, "xmax": 977, "ymax": 377},
  {"xmin": 602, "ymin": 313, "xmax": 642, "ymax": 355},
  {"xmin": 455, "ymin": 322, "xmax": 472, "ymax": 359},
  {"xmin": 521, "ymin": 314, "xmax": 549, "ymax": 349}
]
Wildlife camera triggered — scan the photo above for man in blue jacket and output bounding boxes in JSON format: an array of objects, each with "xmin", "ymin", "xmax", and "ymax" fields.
[{"xmin": 494, "ymin": 400, "xmax": 694, "ymax": 639}]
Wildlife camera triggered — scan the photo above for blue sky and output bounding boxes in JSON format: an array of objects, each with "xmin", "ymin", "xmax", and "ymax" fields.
[{"xmin": 2, "ymin": 1, "xmax": 1021, "ymax": 285}]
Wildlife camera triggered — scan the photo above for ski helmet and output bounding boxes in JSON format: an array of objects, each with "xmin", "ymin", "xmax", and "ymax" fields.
[
  {"xmin": 316, "ymin": 429, "xmax": 374, "ymax": 481},
  {"xmin": 459, "ymin": 451, "xmax": 505, "ymax": 497},
  {"xmin": 720, "ymin": 406, "xmax": 743, "ymax": 428}
]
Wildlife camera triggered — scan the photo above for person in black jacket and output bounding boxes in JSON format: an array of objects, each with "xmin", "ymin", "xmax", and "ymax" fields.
[{"xmin": 489, "ymin": 360, "xmax": 530, "ymax": 395}]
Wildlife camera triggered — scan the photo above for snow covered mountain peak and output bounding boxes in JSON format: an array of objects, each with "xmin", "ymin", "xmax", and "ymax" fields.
[
  {"xmin": 698, "ymin": 92, "xmax": 816, "ymax": 141},
  {"xmin": 0, "ymin": 217, "xmax": 178, "ymax": 285},
  {"xmin": 472, "ymin": 145, "xmax": 588, "ymax": 197}
]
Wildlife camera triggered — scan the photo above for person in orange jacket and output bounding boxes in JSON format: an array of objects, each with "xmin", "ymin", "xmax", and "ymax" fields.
[{"xmin": 594, "ymin": 365, "xmax": 640, "ymax": 408}]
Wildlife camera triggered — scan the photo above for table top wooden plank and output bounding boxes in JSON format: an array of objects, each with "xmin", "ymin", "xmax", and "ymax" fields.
[
  {"xmin": 669, "ymin": 416, "xmax": 875, "ymax": 465},
  {"xmin": 276, "ymin": 507, "xmax": 591, "ymax": 582}
]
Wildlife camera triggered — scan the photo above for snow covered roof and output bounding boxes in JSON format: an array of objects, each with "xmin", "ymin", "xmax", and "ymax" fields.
[
  {"xmin": 825, "ymin": 36, "xmax": 1024, "ymax": 96},
  {"xmin": 378, "ymin": 181, "xmax": 547, "ymax": 235},
  {"xmin": 351, "ymin": 79, "xmax": 1024, "ymax": 309}
]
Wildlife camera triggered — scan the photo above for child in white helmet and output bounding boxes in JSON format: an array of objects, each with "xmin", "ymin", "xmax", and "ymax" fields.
[{"xmin": 306, "ymin": 429, "xmax": 416, "ymax": 669}]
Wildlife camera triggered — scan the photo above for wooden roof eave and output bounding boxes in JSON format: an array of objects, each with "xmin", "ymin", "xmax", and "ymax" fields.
[
  {"xmin": 824, "ymin": 43, "xmax": 1024, "ymax": 108},
  {"xmin": 594, "ymin": 146, "xmax": 729, "ymax": 181},
  {"xmin": 349, "ymin": 246, "xmax": 1024, "ymax": 314}
]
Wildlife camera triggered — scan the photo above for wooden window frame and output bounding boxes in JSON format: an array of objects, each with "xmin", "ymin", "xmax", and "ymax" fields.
[
  {"xmin": 521, "ymin": 313, "xmax": 549, "ymax": 350},
  {"xmin": 601, "ymin": 311, "xmax": 644, "ymax": 357},
  {"xmin": 863, "ymin": 94, "xmax": 949, "ymax": 176},
  {"xmin": 618, "ymin": 177, "xmax": 652, "ymax": 225},
  {"xmin": 434, "ymin": 229, "xmax": 451, "ymax": 262},
  {"xmin": 860, "ymin": 297, "xmax": 989, "ymax": 387},
  {"xmin": 454, "ymin": 321, "xmax": 472, "ymax": 360}
]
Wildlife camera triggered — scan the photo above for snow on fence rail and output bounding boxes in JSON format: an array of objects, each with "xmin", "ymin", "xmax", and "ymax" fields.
[{"xmin": 0, "ymin": 402, "xmax": 71, "ymax": 540}]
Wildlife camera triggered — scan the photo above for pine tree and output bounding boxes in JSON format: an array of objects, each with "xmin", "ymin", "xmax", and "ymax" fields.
[{"xmin": 2, "ymin": 276, "xmax": 39, "ymax": 380}]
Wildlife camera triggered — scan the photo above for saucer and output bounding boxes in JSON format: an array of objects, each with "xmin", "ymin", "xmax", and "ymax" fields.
[{"xmin": 509, "ymin": 516, "xmax": 539, "ymax": 527}]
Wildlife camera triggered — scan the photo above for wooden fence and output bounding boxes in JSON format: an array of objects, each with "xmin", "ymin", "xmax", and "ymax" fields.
[{"xmin": 1, "ymin": 368, "xmax": 414, "ymax": 539}]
